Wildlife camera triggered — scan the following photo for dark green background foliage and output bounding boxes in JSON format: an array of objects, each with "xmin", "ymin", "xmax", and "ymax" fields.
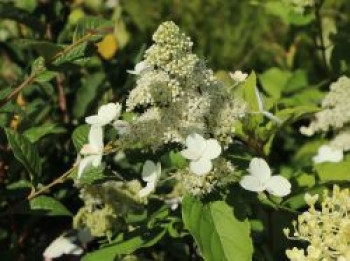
[{"xmin": 0, "ymin": 0, "xmax": 350, "ymax": 260}]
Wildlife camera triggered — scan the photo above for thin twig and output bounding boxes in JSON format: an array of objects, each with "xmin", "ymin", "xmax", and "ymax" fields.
[
  {"xmin": 0, "ymin": 73, "xmax": 37, "ymax": 108},
  {"xmin": 27, "ymin": 167, "xmax": 74, "ymax": 200}
]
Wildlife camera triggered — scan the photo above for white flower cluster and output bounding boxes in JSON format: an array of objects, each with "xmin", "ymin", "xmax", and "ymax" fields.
[
  {"xmin": 301, "ymin": 76, "xmax": 350, "ymax": 137},
  {"xmin": 283, "ymin": 0, "xmax": 314, "ymax": 13},
  {"xmin": 329, "ymin": 130, "xmax": 350, "ymax": 152},
  {"xmin": 301, "ymin": 77, "xmax": 350, "ymax": 163},
  {"xmin": 284, "ymin": 186, "xmax": 350, "ymax": 261},
  {"xmin": 124, "ymin": 21, "xmax": 246, "ymax": 149}
]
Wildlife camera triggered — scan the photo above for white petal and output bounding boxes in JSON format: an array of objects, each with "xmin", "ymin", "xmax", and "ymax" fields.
[
  {"xmin": 313, "ymin": 145, "xmax": 344, "ymax": 163},
  {"xmin": 85, "ymin": 115, "xmax": 100, "ymax": 125},
  {"xmin": 185, "ymin": 133, "xmax": 206, "ymax": 151},
  {"xmin": 240, "ymin": 175, "xmax": 265, "ymax": 192},
  {"xmin": 180, "ymin": 148, "xmax": 202, "ymax": 160},
  {"xmin": 265, "ymin": 175, "xmax": 291, "ymax": 197},
  {"xmin": 202, "ymin": 139, "xmax": 221, "ymax": 160},
  {"xmin": 189, "ymin": 158, "xmax": 212, "ymax": 176},
  {"xmin": 181, "ymin": 133, "xmax": 206, "ymax": 160},
  {"xmin": 249, "ymin": 158, "xmax": 271, "ymax": 183},
  {"xmin": 89, "ymin": 126, "xmax": 103, "ymax": 149},
  {"xmin": 43, "ymin": 236, "xmax": 83, "ymax": 259},
  {"xmin": 97, "ymin": 103, "xmax": 121, "ymax": 125},
  {"xmin": 77, "ymin": 156, "xmax": 94, "ymax": 178},
  {"xmin": 138, "ymin": 182, "xmax": 155, "ymax": 198},
  {"xmin": 142, "ymin": 160, "xmax": 160, "ymax": 182}
]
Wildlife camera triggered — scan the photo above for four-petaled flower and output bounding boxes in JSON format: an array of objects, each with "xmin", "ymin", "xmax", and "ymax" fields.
[
  {"xmin": 180, "ymin": 133, "xmax": 222, "ymax": 176},
  {"xmin": 240, "ymin": 157, "xmax": 291, "ymax": 197},
  {"xmin": 139, "ymin": 160, "xmax": 161, "ymax": 198}
]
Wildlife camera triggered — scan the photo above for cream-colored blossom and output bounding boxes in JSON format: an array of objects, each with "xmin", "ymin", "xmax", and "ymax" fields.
[
  {"xmin": 285, "ymin": 185, "xmax": 350, "ymax": 260},
  {"xmin": 301, "ymin": 76, "xmax": 350, "ymax": 136},
  {"xmin": 330, "ymin": 130, "xmax": 350, "ymax": 152},
  {"xmin": 123, "ymin": 21, "xmax": 247, "ymax": 150}
]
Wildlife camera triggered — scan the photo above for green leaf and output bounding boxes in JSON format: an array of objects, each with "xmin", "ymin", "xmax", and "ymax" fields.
[
  {"xmin": 17, "ymin": 40, "xmax": 63, "ymax": 61},
  {"xmin": 315, "ymin": 160, "xmax": 350, "ymax": 182},
  {"xmin": 284, "ymin": 69, "xmax": 308, "ymax": 93},
  {"xmin": 72, "ymin": 125, "xmax": 90, "ymax": 152},
  {"xmin": 73, "ymin": 16, "xmax": 114, "ymax": 43},
  {"xmin": 0, "ymin": 3, "xmax": 45, "ymax": 34},
  {"xmin": 82, "ymin": 227, "xmax": 166, "ymax": 261},
  {"xmin": 240, "ymin": 71, "xmax": 263, "ymax": 128},
  {"xmin": 34, "ymin": 71, "xmax": 58, "ymax": 83},
  {"xmin": 5, "ymin": 128, "xmax": 42, "ymax": 183},
  {"xmin": 52, "ymin": 42, "xmax": 89, "ymax": 66},
  {"xmin": 182, "ymin": 196, "xmax": 253, "ymax": 261},
  {"xmin": 259, "ymin": 67, "xmax": 291, "ymax": 98},
  {"xmin": 69, "ymin": 166, "xmax": 106, "ymax": 185},
  {"xmin": 13, "ymin": 196, "xmax": 72, "ymax": 216},
  {"xmin": 73, "ymin": 73, "xmax": 105, "ymax": 119},
  {"xmin": 23, "ymin": 124, "xmax": 66, "ymax": 143},
  {"xmin": 242, "ymin": 71, "xmax": 259, "ymax": 112},
  {"xmin": 264, "ymin": 2, "xmax": 314, "ymax": 26}
]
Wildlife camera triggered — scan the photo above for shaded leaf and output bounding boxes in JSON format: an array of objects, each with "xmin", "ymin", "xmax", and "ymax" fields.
[
  {"xmin": 182, "ymin": 196, "xmax": 253, "ymax": 261},
  {"xmin": 23, "ymin": 124, "xmax": 66, "ymax": 143},
  {"xmin": 5, "ymin": 128, "xmax": 42, "ymax": 183},
  {"xmin": 13, "ymin": 195, "xmax": 72, "ymax": 216}
]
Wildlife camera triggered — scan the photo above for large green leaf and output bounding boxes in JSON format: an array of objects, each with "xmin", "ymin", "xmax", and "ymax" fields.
[
  {"xmin": 23, "ymin": 124, "xmax": 66, "ymax": 143},
  {"xmin": 82, "ymin": 227, "xmax": 167, "ymax": 261},
  {"xmin": 182, "ymin": 196, "xmax": 253, "ymax": 261},
  {"xmin": 13, "ymin": 195, "xmax": 72, "ymax": 216},
  {"xmin": 5, "ymin": 128, "xmax": 42, "ymax": 183},
  {"xmin": 73, "ymin": 73, "xmax": 105, "ymax": 119},
  {"xmin": 259, "ymin": 67, "xmax": 291, "ymax": 98},
  {"xmin": 315, "ymin": 160, "xmax": 350, "ymax": 182}
]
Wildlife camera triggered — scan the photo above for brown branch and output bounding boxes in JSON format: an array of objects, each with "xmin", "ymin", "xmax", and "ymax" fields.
[
  {"xmin": 0, "ymin": 73, "xmax": 37, "ymax": 108},
  {"xmin": 26, "ymin": 167, "xmax": 74, "ymax": 201}
]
